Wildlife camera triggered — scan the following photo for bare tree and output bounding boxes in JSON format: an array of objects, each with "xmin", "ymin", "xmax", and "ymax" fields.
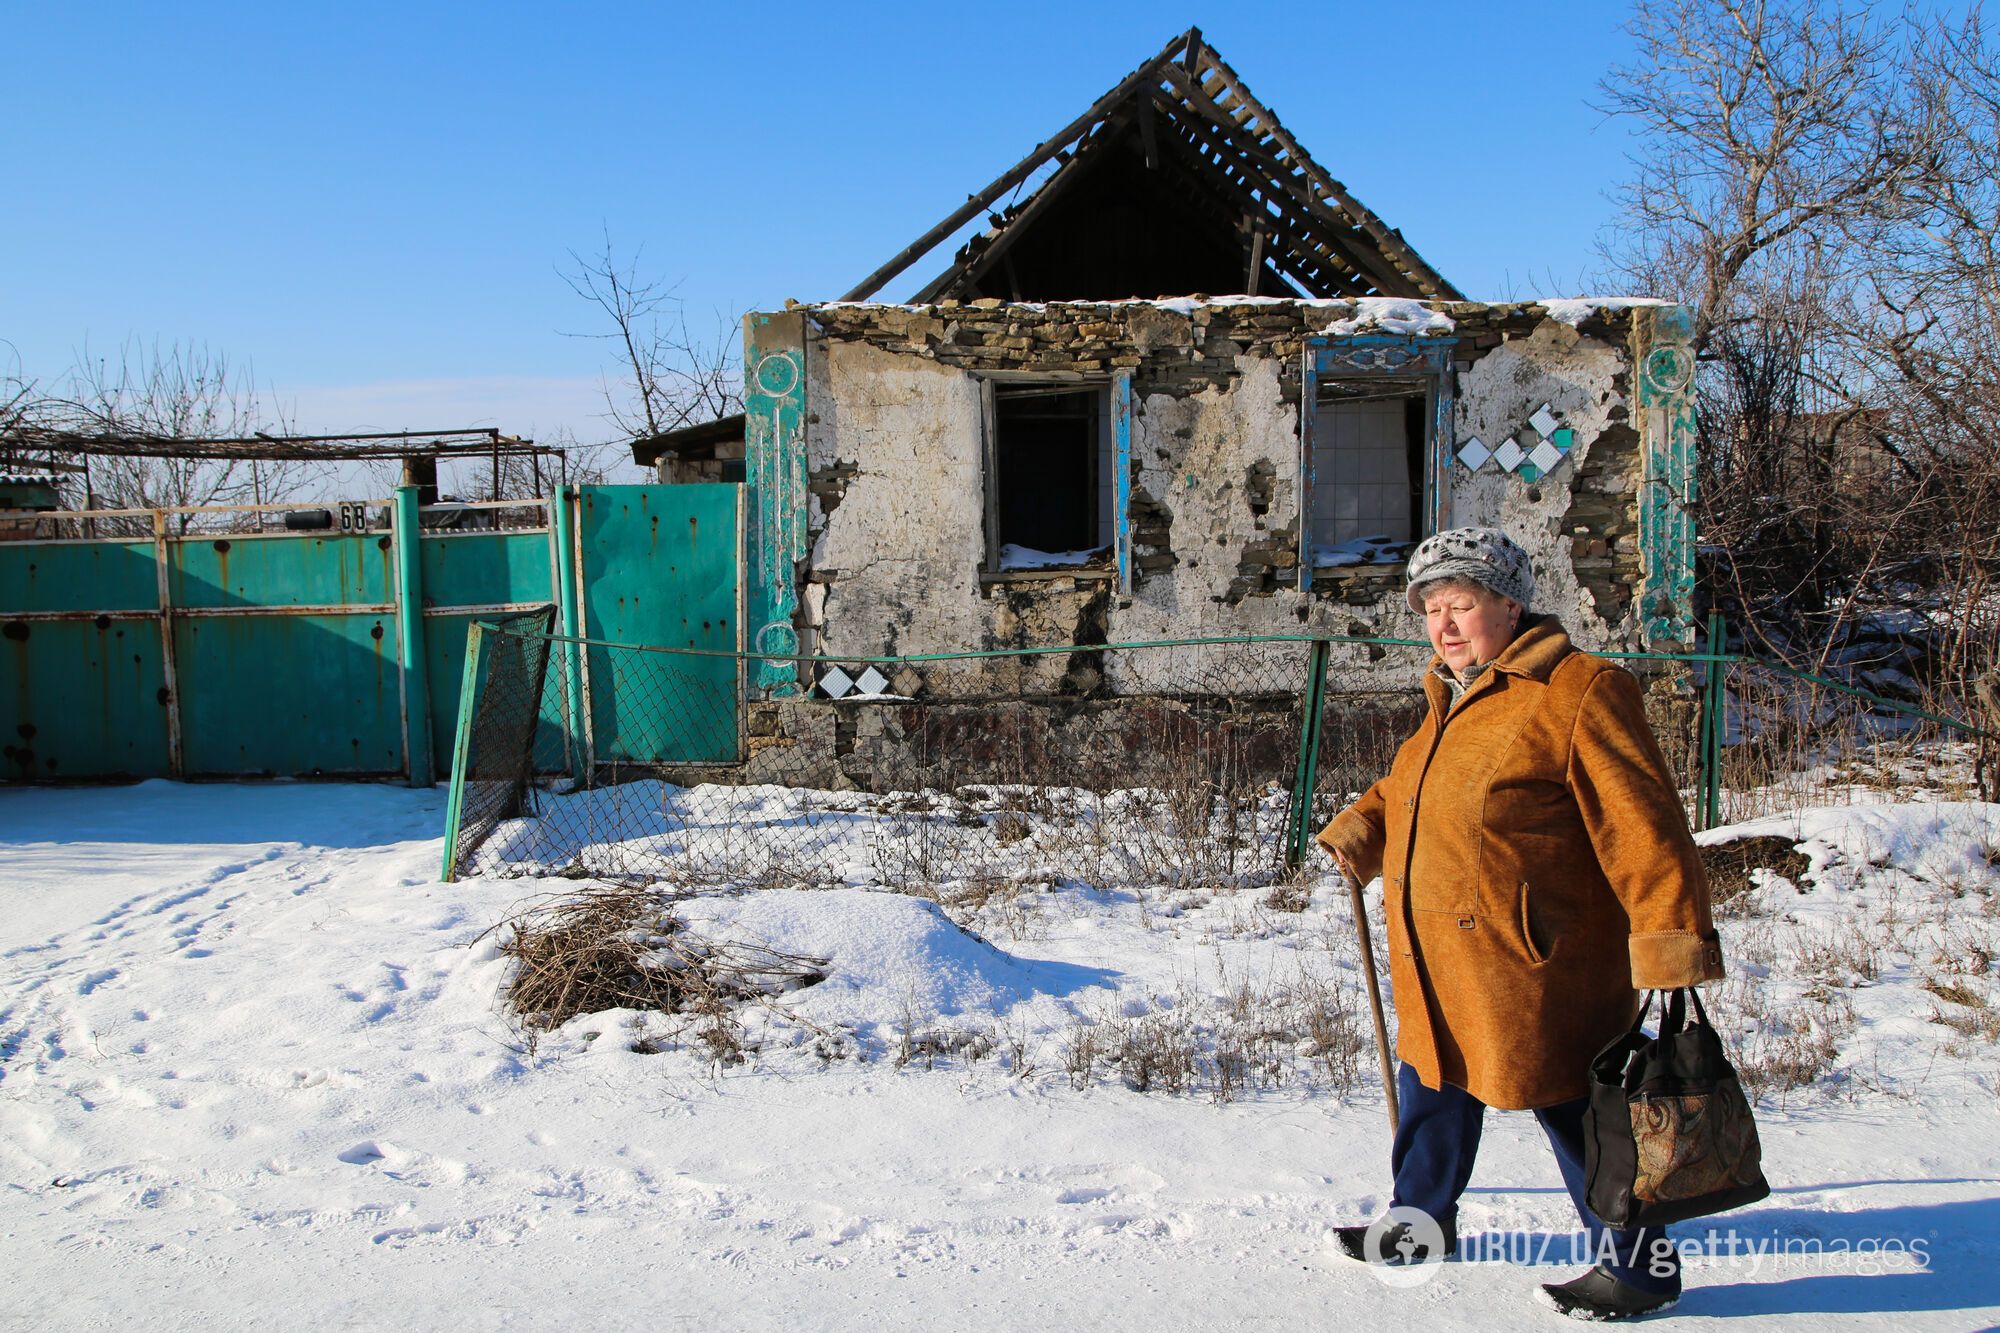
[
  {"xmin": 1822, "ymin": 12, "xmax": 2000, "ymax": 686},
  {"xmin": 0, "ymin": 346, "xmax": 37, "ymax": 441},
  {"xmin": 40, "ymin": 340, "xmax": 308, "ymax": 532},
  {"xmin": 1598, "ymin": 0, "xmax": 2000, "ymax": 779},
  {"xmin": 560, "ymin": 233, "xmax": 743, "ymax": 443},
  {"xmin": 1597, "ymin": 1, "xmax": 1948, "ymax": 665},
  {"xmin": 1599, "ymin": 0, "xmax": 1918, "ymax": 350}
]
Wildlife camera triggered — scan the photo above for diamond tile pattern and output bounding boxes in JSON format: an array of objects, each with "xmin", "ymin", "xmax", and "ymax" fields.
[
  {"xmin": 818, "ymin": 666, "xmax": 855, "ymax": 699},
  {"xmin": 1446, "ymin": 416, "xmax": 1578, "ymax": 480},
  {"xmin": 855, "ymin": 666, "xmax": 890, "ymax": 696},
  {"xmin": 891, "ymin": 666, "xmax": 924, "ymax": 698}
]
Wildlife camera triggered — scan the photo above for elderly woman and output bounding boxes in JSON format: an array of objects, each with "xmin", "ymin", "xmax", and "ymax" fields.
[{"xmin": 1316, "ymin": 527, "xmax": 1724, "ymax": 1321}]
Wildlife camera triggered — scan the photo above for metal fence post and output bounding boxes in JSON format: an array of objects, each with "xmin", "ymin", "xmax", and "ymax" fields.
[
  {"xmin": 151, "ymin": 507, "xmax": 186, "ymax": 780},
  {"xmin": 1698, "ymin": 610, "xmax": 1726, "ymax": 831},
  {"xmin": 1284, "ymin": 637, "xmax": 1333, "ymax": 871},
  {"xmin": 438, "ymin": 620, "xmax": 487, "ymax": 882},
  {"xmin": 393, "ymin": 486, "xmax": 434, "ymax": 786},
  {"xmin": 551, "ymin": 484, "xmax": 592, "ymax": 785}
]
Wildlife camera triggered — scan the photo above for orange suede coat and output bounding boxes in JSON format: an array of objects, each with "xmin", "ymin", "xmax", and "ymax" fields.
[{"xmin": 1317, "ymin": 616, "xmax": 1724, "ymax": 1110}]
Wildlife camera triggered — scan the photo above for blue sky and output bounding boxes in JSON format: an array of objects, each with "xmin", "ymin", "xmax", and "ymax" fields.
[{"xmin": 5, "ymin": 2, "xmax": 1643, "ymax": 453}]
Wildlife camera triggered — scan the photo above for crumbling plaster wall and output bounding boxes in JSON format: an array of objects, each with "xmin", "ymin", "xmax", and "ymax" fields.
[
  {"xmin": 1450, "ymin": 319, "xmax": 1641, "ymax": 646},
  {"xmin": 791, "ymin": 299, "xmax": 1652, "ymax": 697},
  {"xmin": 802, "ymin": 338, "xmax": 989, "ymax": 660}
]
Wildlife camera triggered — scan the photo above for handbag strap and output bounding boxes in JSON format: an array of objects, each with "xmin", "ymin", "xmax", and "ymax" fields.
[{"xmin": 1661, "ymin": 987, "xmax": 1689, "ymax": 1037}]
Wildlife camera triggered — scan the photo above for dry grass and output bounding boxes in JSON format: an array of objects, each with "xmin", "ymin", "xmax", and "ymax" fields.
[
  {"xmin": 1922, "ymin": 975, "xmax": 2000, "ymax": 1044},
  {"xmin": 1051, "ymin": 965, "xmax": 1367, "ymax": 1102}
]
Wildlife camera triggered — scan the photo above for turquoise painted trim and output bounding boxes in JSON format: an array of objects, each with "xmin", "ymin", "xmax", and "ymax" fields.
[
  {"xmin": 745, "ymin": 311, "xmax": 808, "ymax": 696},
  {"xmin": 1302, "ymin": 336, "xmax": 1458, "ymax": 585},
  {"xmin": 1112, "ymin": 371, "xmax": 1133, "ymax": 593},
  {"xmin": 1635, "ymin": 306, "xmax": 1699, "ymax": 647},
  {"xmin": 439, "ymin": 619, "xmax": 487, "ymax": 881},
  {"xmin": 393, "ymin": 487, "xmax": 434, "ymax": 787},
  {"xmin": 1297, "ymin": 345, "xmax": 1317, "ymax": 590}
]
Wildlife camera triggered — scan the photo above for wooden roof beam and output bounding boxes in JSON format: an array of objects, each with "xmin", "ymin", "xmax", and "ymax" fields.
[
  {"xmin": 1153, "ymin": 87, "xmax": 1412, "ymax": 297},
  {"xmin": 915, "ymin": 110, "xmax": 1142, "ymax": 302},
  {"xmin": 839, "ymin": 28, "xmax": 1197, "ymax": 302},
  {"xmin": 1149, "ymin": 112, "xmax": 1371, "ymax": 297},
  {"xmin": 1187, "ymin": 39, "xmax": 1461, "ymax": 298}
]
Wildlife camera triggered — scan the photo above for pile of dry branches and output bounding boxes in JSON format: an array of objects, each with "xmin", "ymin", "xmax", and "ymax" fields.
[{"xmin": 488, "ymin": 883, "xmax": 827, "ymax": 1041}]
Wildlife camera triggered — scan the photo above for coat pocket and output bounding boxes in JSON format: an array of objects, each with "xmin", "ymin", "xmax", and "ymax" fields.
[{"xmin": 1518, "ymin": 880, "xmax": 1551, "ymax": 966}]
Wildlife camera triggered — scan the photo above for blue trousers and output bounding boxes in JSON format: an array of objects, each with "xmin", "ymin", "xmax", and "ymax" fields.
[{"xmin": 1388, "ymin": 1062, "xmax": 1681, "ymax": 1295}]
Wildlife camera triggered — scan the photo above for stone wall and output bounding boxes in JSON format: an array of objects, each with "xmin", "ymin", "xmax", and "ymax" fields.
[{"xmin": 721, "ymin": 686, "xmax": 1429, "ymax": 798}]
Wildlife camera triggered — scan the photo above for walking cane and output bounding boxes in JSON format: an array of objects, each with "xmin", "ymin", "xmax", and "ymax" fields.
[{"xmin": 1341, "ymin": 857, "xmax": 1400, "ymax": 1136}]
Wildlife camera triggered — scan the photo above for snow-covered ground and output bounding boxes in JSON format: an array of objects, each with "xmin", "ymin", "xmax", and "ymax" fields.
[{"xmin": 4, "ymin": 780, "xmax": 1999, "ymax": 1330}]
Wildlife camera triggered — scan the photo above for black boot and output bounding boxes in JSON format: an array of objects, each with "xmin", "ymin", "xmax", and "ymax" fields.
[
  {"xmin": 1535, "ymin": 1265, "xmax": 1680, "ymax": 1320},
  {"xmin": 1330, "ymin": 1217, "xmax": 1456, "ymax": 1265}
]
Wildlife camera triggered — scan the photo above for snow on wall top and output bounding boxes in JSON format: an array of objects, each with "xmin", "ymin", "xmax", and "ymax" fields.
[
  {"xmin": 802, "ymin": 295, "xmax": 1667, "ymax": 328},
  {"xmin": 1319, "ymin": 297, "xmax": 1456, "ymax": 338},
  {"xmin": 1537, "ymin": 296, "xmax": 1671, "ymax": 327}
]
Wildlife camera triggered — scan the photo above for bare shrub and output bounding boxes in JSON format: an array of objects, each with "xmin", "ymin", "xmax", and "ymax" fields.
[
  {"xmin": 996, "ymin": 1017, "xmax": 1038, "ymax": 1079},
  {"xmin": 1733, "ymin": 988, "xmax": 1855, "ymax": 1103},
  {"xmin": 1062, "ymin": 1018, "xmax": 1105, "ymax": 1090},
  {"xmin": 1790, "ymin": 917, "xmax": 1882, "ymax": 986},
  {"xmin": 1293, "ymin": 971, "xmax": 1367, "ymax": 1091},
  {"xmin": 1263, "ymin": 872, "xmax": 1314, "ymax": 913},
  {"xmin": 896, "ymin": 1009, "xmax": 995, "ymax": 1070},
  {"xmin": 1115, "ymin": 1008, "xmax": 1200, "ymax": 1094}
]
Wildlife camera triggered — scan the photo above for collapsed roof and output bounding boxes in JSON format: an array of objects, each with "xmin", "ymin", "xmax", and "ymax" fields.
[{"xmin": 844, "ymin": 27, "xmax": 1460, "ymax": 305}]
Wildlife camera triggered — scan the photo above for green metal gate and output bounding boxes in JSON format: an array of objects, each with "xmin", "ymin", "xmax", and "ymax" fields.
[
  {"xmin": 573, "ymin": 484, "xmax": 742, "ymax": 765},
  {"xmin": 0, "ymin": 483, "xmax": 742, "ymax": 783}
]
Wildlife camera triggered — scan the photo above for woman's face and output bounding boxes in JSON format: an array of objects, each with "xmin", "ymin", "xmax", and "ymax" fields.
[{"xmin": 1422, "ymin": 581, "xmax": 1522, "ymax": 675}]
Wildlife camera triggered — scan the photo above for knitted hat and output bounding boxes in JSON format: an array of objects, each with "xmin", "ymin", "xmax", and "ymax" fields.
[{"xmin": 1404, "ymin": 526, "xmax": 1535, "ymax": 613}]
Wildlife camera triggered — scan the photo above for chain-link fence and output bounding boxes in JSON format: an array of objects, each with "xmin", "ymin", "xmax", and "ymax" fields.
[
  {"xmin": 1688, "ymin": 657, "xmax": 1989, "ymax": 825},
  {"xmin": 442, "ymin": 620, "xmax": 1997, "ymax": 888},
  {"xmin": 444, "ymin": 628, "xmax": 1446, "ymax": 892}
]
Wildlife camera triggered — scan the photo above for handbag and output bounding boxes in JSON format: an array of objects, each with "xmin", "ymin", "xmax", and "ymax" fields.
[{"xmin": 1583, "ymin": 988, "xmax": 1770, "ymax": 1228}]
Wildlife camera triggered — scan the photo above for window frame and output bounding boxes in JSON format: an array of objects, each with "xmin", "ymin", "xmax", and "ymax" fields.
[
  {"xmin": 975, "ymin": 369, "xmax": 1134, "ymax": 588},
  {"xmin": 1298, "ymin": 336, "xmax": 1457, "ymax": 591}
]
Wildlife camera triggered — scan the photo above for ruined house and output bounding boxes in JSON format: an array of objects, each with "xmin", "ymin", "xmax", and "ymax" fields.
[{"xmin": 635, "ymin": 28, "xmax": 1697, "ymax": 786}]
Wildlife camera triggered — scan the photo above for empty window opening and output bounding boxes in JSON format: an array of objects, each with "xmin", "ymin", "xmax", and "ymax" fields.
[
  {"xmin": 989, "ymin": 384, "xmax": 1113, "ymax": 570},
  {"xmin": 1312, "ymin": 383, "xmax": 1424, "ymax": 564}
]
